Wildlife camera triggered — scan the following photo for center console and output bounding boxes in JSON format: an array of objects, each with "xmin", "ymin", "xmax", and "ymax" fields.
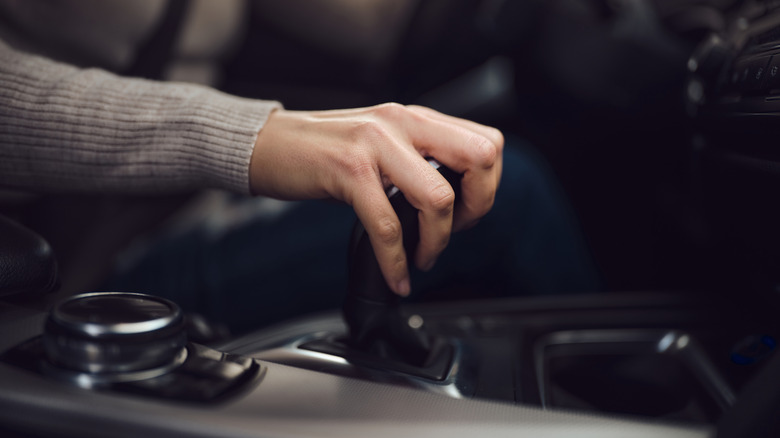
[{"xmin": 2, "ymin": 287, "xmax": 776, "ymax": 438}]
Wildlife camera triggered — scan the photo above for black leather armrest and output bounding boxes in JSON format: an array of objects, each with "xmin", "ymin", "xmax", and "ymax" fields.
[{"xmin": 0, "ymin": 214, "xmax": 58, "ymax": 298}]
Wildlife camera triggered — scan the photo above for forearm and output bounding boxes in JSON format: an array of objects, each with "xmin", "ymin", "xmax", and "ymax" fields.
[{"xmin": 0, "ymin": 40, "xmax": 280, "ymax": 195}]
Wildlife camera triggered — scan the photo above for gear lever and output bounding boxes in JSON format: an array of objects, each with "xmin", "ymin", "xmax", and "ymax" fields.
[{"xmin": 343, "ymin": 160, "xmax": 461, "ymax": 367}]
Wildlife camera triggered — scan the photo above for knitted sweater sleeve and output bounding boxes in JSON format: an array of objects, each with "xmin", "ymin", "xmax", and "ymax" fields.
[{"xmin": 0, "ymin": 39, "xmax": 281, "ymax": 195}]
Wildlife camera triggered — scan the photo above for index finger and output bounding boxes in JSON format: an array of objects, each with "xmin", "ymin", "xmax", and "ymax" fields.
[{"xmin": 351, "ymin": 174, "xmax": 411, "ymax": 297}]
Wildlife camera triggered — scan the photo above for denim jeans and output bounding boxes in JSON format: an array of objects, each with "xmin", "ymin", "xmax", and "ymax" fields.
[{"xmin": 107, "ymin": 139, "xmax": 600, "ymax": 334}]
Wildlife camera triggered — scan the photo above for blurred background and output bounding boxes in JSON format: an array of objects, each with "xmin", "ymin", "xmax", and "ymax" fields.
[{"xmin": 221, "ymin": 0, "xmax": 740, "ymax": 294}]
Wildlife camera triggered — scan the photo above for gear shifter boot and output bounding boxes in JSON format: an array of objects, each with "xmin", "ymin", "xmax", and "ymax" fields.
[
  {"xmin": 342, "ymin": 161, "xmax": 461, "ymax": 368},
  {"xmin": 342, "ymin": 295, "xmax": 434, "ymax": 367}
]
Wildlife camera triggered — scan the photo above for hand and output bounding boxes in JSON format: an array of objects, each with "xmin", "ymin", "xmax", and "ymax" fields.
[{"xmin": 249, "ymin": 103, "xmax": 503, "ymax": 296}]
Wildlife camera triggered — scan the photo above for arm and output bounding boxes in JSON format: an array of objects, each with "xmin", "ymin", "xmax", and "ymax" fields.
[
  {"xmin": 0, "ymin": 39, "xmax": 279, "ymax": 194},
  {"xmin": 0, "ymin": 40, "xmax": 504, "ymax": 298}
]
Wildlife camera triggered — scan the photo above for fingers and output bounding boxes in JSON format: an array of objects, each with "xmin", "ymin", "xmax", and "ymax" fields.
[
  {"xmin": 402, "ymin": 105, "xmax": 504, "ymax": 231},
  {"xmin": 350, "ymin": 166, "xmax": 412, "ymax": 297},
  {"xmin": 255, "ymin": 104, "xmax": 503, "ymax": 297},
  {"xmin": 413, "ymin": 174, "xmax": 455, "ymax": 271},
  {"xmin": 407, "ymin": 105, "xmax": 505, "ymax": 149},
  {"xmin": 378, "ymin": 147, "xmax": 455, "ymax": 272},
  {"xmin": 407, "ymin": 104, "xmax": 504, "ymax": 191},
  {"xmin": 358, "ymin": 103, "xmax": 501, "ymax": 281}
]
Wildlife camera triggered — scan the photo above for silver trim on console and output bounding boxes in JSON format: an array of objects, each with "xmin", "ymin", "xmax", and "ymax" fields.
[
  {"xmin": 51, "ymin": 292, "xmax": 181, "ymax": 337},
  {"xmin": 222, "ymin": 313, "xmax": 477, "ymax": 400}
]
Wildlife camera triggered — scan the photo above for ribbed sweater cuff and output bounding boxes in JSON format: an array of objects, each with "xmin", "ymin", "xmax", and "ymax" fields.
[{"xmin": 0, "ymin": 40, "xmax": 281, "ymax": 195}]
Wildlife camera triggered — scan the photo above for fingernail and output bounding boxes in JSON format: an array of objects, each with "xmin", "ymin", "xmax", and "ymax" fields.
[
  {"xmin": 421, "ymin": 258, "xmax": 436, "ymax": 272},
  {"xmin": 397, "ymin": 278, "xmax": 411, "ymax": 296}
]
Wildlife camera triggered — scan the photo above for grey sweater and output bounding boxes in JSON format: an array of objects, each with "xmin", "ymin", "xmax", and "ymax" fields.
[{"xmin": 0, "ymin": 3, "xmax": 280, "ymax": 196}]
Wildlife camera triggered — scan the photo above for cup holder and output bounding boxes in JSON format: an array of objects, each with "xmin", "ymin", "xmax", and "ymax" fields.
[{"xmin": 534, "ymin": 330, "xmax": 736, "ymax": 422}]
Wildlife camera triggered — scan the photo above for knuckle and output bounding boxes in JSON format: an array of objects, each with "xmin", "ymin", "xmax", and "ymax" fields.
[
  {"xmin": 407, "ymin": 104, "xmax": 435, "ymax": 118},
  {"xmin": 374, "ymin": 102, "xmax": 407, "ymax": 119},
  {"xmin": 342, "ymin": 148, "xmax": 376, "ymax": 182},
  {"xmin": 468, "ymin": 134, "xmax": 498, "ymax": 168},
  {"xmin": 490, "ymin": 127, "xmax": 505, "ymax": 152},
  {"xmin": 354, "ymin": 120, "xmax": 391, "ymax": 145},
  {"xmin": 427, "ymin": 184, "xmax": 456, "ymax": 215},
  {"xmin": 375, "ymin": 217, "xmax": 402, "ymax": 246},
  {"xmin": 390, "ymin": 250, "xmax": 406, "ymax": 270}
]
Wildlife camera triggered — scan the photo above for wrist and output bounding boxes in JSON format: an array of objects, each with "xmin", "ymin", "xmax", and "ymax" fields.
[{"xmin": 249, "ymin": 108, "xmax": 284, "ymax": 196}]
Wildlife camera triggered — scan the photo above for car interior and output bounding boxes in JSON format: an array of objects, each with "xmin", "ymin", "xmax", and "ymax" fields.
[{"xmin": 2, "ymin": 0, "xmax": 780, "ymax": 437}]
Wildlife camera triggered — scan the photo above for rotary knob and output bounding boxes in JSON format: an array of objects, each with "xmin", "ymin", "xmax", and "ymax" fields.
[{"xmin": 43, "ymin": 292, "xmax": 187, "ymax": 381}]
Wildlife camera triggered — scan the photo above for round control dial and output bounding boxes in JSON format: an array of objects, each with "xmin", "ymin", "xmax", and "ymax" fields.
[{"xmin": 43, "ymin": 292, "xmax": 186, "ymax": 375}]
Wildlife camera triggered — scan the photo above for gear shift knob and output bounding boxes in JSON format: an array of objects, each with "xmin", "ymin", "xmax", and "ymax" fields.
[{"xmin": 344, "ymin": 160, "xmax": 461, "ymax": 366}]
